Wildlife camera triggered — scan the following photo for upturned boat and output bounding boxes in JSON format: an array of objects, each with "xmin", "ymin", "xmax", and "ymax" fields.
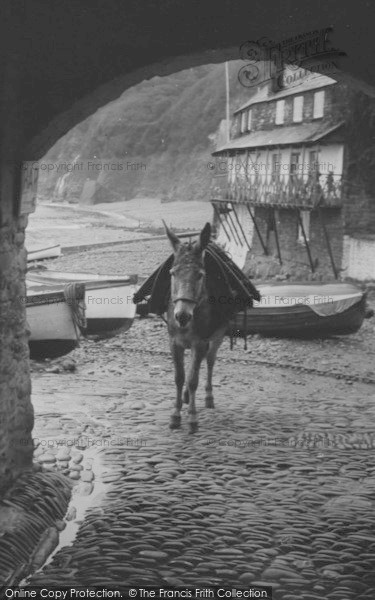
[{"xmin": 228, "ymin": 282, "xmax": 372, "ymax": 338}]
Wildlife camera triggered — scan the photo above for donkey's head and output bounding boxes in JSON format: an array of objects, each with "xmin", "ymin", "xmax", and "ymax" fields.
[{"xmin": 164, "ymin": 221, "xmax": 211, "ymax": 329}]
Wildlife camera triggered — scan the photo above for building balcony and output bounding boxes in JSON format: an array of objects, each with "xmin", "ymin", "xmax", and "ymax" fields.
[{"xmin": 210, "ymin": 173, "xmax": 343, "ymax": 209}]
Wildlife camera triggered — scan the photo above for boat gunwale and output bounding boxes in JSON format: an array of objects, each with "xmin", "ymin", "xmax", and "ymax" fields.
[
  {"xmin": 27, "ymin": 244, "xmax": 62, "ymax": 261},
  {"xmin": 235, "ymin": 294, "xmax": 365, "ymax": 316},
  {"xmin": 26, "ymin": 289, "xmax": 68, "ymax": 306},
  {"xmin": 27, "ymin": 271, "xmax": 138, "ymax": 289},
  {"xmin": 253, "ymin": 292, "xmax": 364, "ymax": 310}
]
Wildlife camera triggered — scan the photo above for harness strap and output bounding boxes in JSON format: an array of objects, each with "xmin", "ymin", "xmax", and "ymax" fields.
[{"xmin": 172, "ymin": 296, "xmax": 198, "ymax": 305}]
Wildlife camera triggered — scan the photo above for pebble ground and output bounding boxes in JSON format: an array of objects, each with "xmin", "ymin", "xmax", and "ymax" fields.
[
  {"xmin": 23, "ymin": 207, "xmax": 375, "ymax": 598},
  {"xmin": 27, "ymin": 312, "xmax": 375, "ymax": 599}
]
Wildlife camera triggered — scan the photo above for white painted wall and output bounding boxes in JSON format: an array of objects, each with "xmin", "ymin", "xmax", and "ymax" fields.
[
  {"xmin": 216, "ymin": 203, "xmax": 254, "ymax": 269},
  {"xmin": 233, "ymin": 144, "xmax": 344, "ymax": 187},
  {"xmin": 342, "ymin": 235, "xmax": 375, "ymax": 281},
  {"xmin": 318, "ymin": 144, "xmax": 344, "ymax": 177},
  {"xmin": 220, "ymin": 143, "xmax": 345, "ymax": 269}
]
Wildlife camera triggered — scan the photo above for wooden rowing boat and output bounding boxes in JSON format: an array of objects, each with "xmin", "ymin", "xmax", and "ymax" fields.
[
  {"xmin": 27, "ymin": 244, "xmax": 61, "ymax": 262},
  {"xmin": 26, "ymin": 283, "xmax": 85, "ymax": 358},
  {"xmin": 228, "ymin": 282, "xmax": 372, "ymax": 338},
  {"xmin": 26, "ymin": 270, "xmax": 138, "ymax": 336}
]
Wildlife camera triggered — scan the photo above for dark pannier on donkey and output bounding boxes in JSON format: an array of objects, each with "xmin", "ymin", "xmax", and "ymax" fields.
[{"xmin": 133, "ymin": 222, "xmax": 260, "ymax": 433}]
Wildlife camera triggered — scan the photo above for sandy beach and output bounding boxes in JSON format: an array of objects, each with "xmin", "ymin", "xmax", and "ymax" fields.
[{"xmin": 26, "ymin": 198, "xmax": 213, "ymax": 252}]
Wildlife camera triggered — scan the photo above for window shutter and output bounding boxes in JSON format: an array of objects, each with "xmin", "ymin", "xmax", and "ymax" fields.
[
  {"xmin": 313, "ymin": 91, "xmax": 325, "ymax": 118},
  {"xmin": 240, "ymin": 111, "xmax": 247, "ymax": 133},
  {"xmin": 247, "ymin": 109, "xmax": 252, "ymax": 131},
  {"xmin": 275, "ymin": 100, "xmax": 285, "ymax": 125},
  {"xmin": 293, "ymin": 96, "xmax": 304, "ymax": 122}
]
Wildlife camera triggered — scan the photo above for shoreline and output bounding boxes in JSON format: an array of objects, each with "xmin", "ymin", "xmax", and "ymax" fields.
[{"xmin": 26, "ymin": 199, "xmax": 212, "ymax": 252}]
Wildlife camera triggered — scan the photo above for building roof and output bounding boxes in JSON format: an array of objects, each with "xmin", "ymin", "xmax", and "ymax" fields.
[
  {"xmin": 212, "ymin": 121, "xmax": 344, "ymax": 154},
  {"xmin": 234, "ymin": 72, "xmax": 337, "ymax": 114}
]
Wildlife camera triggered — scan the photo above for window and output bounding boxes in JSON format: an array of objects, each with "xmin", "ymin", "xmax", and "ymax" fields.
[
  {"xmin": 247, "ymin": 109, "xmax": 252, "ymax": 131},
  {"xmin": 293, "ymin": 96, "xmax": 304, "ymax": 122},
  {"xmin": 272, "ymin": 153, "xmax": 280, "ymax": 181},
  {"xmin": 247, "ymin": 151, "xmax": 257, "ymax": 183},
  {"xmin": 240, "ymin": 111, "xmax": 247, "ymax": 133},
  {"xmin": 309, "ymin": 150, "xmax": 320, "ymax": 177},
  {"xmin": 275, "ymin": 100, "xmax": 285, "ymax": 124},
  {"xmin": 313, "ymin": 91, "xmax": 325, "ymax": 118},
  {"xmin": 298, "ymin": 210, "xmax": 310, "ymax": 243},
  {"xmin": 228, "ymin": 155, "xmax": 235, "ymax": 184},
  {"xmin": 290, "ymin": 152, "xmax": 300, "ymax": 177},
  {"xmin": 309, "ymin": 150, "xmax": 318, "ymax": 170}
]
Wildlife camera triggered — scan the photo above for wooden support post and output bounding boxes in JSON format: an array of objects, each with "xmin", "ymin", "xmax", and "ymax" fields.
[
  {"xmin": 212, "ymin": 202, "xmax": 231, "ymax": 241},
  {"xmin": 226, "ymin": 203, "xmax": 243, "ymax": 246},
  {"xmin": 230, "ymin": 202, "xmax": 252, "ymax": 252},
  {"xmin": 245, "ymin": 204, "xmax": 268, "ymax": 256},
  {"xmin": 319, "ymin": 207, "xmax": 339, "ymax": 279},
  {"xmin": 297, "ymin": 209, "xmax": 315, "ymax": 273},
  {"xmin": 222, "ymin": 204, "xmax": 239, "ymax": 243},
  {"xmin": 273, "ymin": 208, "xmax": 282, "ymax": 265}
]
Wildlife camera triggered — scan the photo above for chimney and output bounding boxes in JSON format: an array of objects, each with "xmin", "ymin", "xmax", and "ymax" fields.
[{"xmin": 270, "ymin": 58, "xmax": 285, "ymax": 94}]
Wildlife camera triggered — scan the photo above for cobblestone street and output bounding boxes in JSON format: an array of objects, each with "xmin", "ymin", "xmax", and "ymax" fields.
[
  {"xmin": 26, "ymin": 315, "xmax": 375, "ymax": 599},
  {"xmin": 19, "ymin": 204, "xmax": 375, "ymax": 597}
]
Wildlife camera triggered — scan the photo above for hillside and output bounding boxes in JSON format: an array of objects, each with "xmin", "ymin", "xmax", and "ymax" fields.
[{"xmin": 37, "ymin": 61, "xmax": 253, "ymax": 204}]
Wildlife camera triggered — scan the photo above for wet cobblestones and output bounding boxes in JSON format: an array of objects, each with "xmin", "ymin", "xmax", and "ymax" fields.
[
  {"xmin": 24, "ymin": 318, "xmax": 375, "ymax": 598},
  {"xmin": 20, "ymin": 206, "xmax": 375, "ymax": 596}
]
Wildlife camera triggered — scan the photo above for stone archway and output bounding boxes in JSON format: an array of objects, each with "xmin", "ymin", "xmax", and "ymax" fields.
[{"xmin": 2, "ymin": 0, "xmax": 375, "ymax": 495}]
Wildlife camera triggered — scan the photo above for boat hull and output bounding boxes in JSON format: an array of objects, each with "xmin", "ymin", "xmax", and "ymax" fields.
[
  {"xmin": 27, "ymin": 289, "xmax": 80, "ymax": 358},
  {"xmin": 86, "ymin": 317, "xmax": 133, "ymax": 335},
  {"xmin": 26, "ymin": 271, "xmax": 138, "ymax": 336},
  {"xmin": 228, "ymin": 283, "xmax": 368, "ymax": 339},
  {"xmin": 27, "ymin": 244, "xmax": 61, "ymax": 262},
  {"xmin": 29, "ymin": 339, "xmax": 78, "ymax": 359}
]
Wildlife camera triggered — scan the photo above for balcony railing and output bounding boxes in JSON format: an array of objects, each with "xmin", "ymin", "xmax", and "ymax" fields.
[{"xmin": 210, "ymin": 172, "xmax": 342, "ymax": 209}]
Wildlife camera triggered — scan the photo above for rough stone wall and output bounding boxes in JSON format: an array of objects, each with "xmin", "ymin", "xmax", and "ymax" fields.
[
  {"xmin": 343, "ymin": 189, "xmax": 375, "ymax": 235},
  {"xmin": 342, "ymin": 90, "xmax": 375, "ymax": 236},
  {"xmin": 0, "ymin": 214, "xmax": 34, "ymax": 493},
  {"xmin": 245, "ymin": 206, "xmax": 344, "ymax": 281}
]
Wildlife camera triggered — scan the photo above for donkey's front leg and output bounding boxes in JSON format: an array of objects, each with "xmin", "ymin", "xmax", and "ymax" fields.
[
  {"xmin": 170, "ymin": 342, "xmax": 185, "ymax": 430},
  {"xmin": 186, "ymin": 343, "xmax": 207, "ymax": 434}
]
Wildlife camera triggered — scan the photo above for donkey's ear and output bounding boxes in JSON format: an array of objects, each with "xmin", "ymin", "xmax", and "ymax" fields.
[
  {"xmin": 197, "ymin": 222, "xmax": 211, "ymax": 252},
  {"xmin": 163, "ymin": 219, "xmax": 181, "ymax": 252}
]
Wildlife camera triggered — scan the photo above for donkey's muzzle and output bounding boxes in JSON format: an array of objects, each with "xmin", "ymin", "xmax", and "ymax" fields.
[{"xmin": 174, "ymin": 310, "xmax": 192, "ymax": 328}]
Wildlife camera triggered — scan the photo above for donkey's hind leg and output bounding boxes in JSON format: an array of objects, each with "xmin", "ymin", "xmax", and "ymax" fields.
[
  {"xmin": 205, "ymin": 327, "xmax": 226, "ymax": 409},
  {"xmin": 183, "ymin": 388, "xmax": 189, "ymax": 405},
  {"xmin": 186, "ymin": 342, "xmax": 206, "ymax": 434},
  {"xmin": 170, "ymin": 342, "xmax": 185, "ymax": 430}
]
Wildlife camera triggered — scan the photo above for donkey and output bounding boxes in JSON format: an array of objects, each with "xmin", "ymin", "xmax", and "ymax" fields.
[{"xmin": 164, "ymin": 221, "xmax": 227, "ymax": 434}]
